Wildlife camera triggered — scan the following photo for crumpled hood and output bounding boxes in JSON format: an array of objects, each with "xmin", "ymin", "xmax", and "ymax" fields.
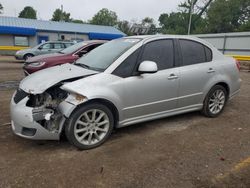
[{"xmin": 19, "ymin": 63, "xmax": 98, "ymax": 94}]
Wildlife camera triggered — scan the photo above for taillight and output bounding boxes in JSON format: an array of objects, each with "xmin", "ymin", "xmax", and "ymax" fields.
[{"xmin": 235, "ymin": 59, "xmax": 240, "ymax": 71}]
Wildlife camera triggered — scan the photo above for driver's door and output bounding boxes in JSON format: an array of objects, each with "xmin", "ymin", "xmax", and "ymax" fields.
[{"xmin": 113, "ymin": 39, "xmax": 180, "ymax": 123}]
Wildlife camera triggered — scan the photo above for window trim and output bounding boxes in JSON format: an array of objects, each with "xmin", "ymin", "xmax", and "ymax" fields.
[{"xmin": 177, "ymin": 39, "xmax": 213, "ymax": 67}]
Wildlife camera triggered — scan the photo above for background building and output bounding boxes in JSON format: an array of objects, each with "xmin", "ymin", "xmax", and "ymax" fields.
[{"xmin": 0, "ymin": 16, "xmax": 125, "ymax": 55}]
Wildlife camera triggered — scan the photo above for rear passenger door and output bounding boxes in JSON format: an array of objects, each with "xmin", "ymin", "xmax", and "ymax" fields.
[{"xmin": 177, "ymin": 39, "xmax": 214, "ymax": 108}]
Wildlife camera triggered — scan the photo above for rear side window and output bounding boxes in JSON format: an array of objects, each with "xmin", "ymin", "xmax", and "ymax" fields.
[
  {"xmin": 205, "ymin": 46, "xmax": 213, "ymax": 62},
  {"xmin": 113, "ymin": 48, "xmax": 141, "ymax": 78},
  {"xmin": 179, "ymin": 39, "xmax": 209, "ymax": 66},
  {"xmin": 54, "ymin": 43, "xmax": 63, "ymax": 49},
  {"xmin": 65, "ymin": 43, "xmax": 73, "ymax": 48},
  {"xmin": 140, "ymin": 40, "xmax": 174, "ymax": 70}
]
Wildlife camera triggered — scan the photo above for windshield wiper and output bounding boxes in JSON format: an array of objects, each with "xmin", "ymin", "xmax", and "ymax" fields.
[{"xmin": 74, "ymin": 63, "xmax": 90, "ymax": 69}]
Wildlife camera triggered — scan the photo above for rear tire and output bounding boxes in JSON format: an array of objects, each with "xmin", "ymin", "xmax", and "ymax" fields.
[
  {"xmin": 65, "ymin": 103, "xmax": 114, "ymax": 150},
  {"xmin": 202, "ymin": 85, "xmax": 228, "ymax": 118}
]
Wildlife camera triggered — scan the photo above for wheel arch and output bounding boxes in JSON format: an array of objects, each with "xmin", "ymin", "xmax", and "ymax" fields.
[
  {"xmin": 69, "ymin": 98, "xmax": 120, "ymax": 128},
  {"xmin": 24, "ymin": 53, "xmax": 34, "ymax": 59},
  {"xmin": 203, "ymin": 81, "xmax": 230, "ymax": 103},
  {"xmin": 215, "ymin": 82, "xmax": 230, "ymax": 98}
]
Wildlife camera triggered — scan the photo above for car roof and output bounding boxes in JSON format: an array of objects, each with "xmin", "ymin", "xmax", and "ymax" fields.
[
  {"xmin": 83, "ymin": 40, "xmax": 107, "ymax": 44},
  {"xmin": 124, "ymin": 35, "xmax": 215, "ymax": 49},
  {"xmin": 45, "ymin": 41, "xmax": 74, "ymax": 43}
]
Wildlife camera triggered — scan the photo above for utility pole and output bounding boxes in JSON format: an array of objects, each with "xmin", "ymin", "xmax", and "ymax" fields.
[
  {"xmin": 188, "ymin": 0, "xmax": 195, "ymax": 35},
  {"xmin": 60, "ymin": 5, "xmax": 63, "ymax": 22}
]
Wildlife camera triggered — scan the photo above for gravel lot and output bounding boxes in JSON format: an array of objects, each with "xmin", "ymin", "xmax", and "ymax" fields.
[{"xmin": 0, "ymin": 60, "xmax": 250, "ymax": 188}]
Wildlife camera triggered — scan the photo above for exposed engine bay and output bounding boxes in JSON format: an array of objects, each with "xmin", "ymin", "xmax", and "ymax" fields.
[{"xmin": 26, "ymin": 86, "xmax": 68, "ymax": 133}]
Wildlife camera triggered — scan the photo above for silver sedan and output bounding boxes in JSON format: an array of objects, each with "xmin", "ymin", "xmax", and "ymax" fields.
[{"xmin": 10, "ymin": 35, "xmax": 241, "ymax": 149}]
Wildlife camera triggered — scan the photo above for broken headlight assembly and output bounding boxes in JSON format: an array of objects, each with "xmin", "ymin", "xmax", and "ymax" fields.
[{"xmin": 26, "ymin": 87, "xmax": 69, "ymax": 133}]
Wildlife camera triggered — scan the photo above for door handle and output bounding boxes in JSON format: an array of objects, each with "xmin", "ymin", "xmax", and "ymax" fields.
[
  {"xmin": 168, "ymin": 74, "xmax": 178, "ymax": 80},
  {"xmin": 207, "ymin": 68, "xmax": 215, "ymax": 73}
]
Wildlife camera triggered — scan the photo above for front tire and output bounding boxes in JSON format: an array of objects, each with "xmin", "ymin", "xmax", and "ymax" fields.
[
  {"xmin": 65, "ymin": 103, "xmax": 114, "ymax": 150},
  {"xmin": 202, "ymin": 85, "xmax": 228, "ymax": 118}
]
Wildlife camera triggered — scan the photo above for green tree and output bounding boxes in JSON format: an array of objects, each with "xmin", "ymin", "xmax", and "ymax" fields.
[
  {"xmin": 159, "ymin": 12, "xmax": 189, "ymax": 34},
  {"xmin": 207, "ymin": 0, "xmax": 250, "ymax": 33},
  {"xmin": 118, "ymin": 20, "xmax": 132, "ymax": 35},
  {"xmin": 141, "ymin": 17, "xmax": 157, "ymax": 34},
  {"xmin": 71, "ymin": 19, "xmax": 85, "ymax": 24},
  {"xmin": 90, "ymin": 8, "xmax": 118, "ymax": 26},
  {"xmin": 18, "ymin": 6, "xmax": 37, "ymax": 19},
  {"xmin": 51, "ymin": 8, "xmax": 71, "ymax": 22},
  {"xmin": 0, "ymin": 3, "xmax": 3, "ymax": 14}
]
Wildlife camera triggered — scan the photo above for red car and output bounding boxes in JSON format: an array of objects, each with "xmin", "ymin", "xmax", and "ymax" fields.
[{"xmin": 23, "ymin": 40, "xmax": 106, "ymax": 75}]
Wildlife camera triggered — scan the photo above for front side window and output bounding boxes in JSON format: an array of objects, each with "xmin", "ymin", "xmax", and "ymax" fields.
[
  {"xmin": 140, "ymin": 40, "xmax": 174, "ymax": 70},
  {"xmin": 113, "ymin": 48, "xmax": 141, "ymax": 78},
  {"xmin": 179, "ymin": 39, "xmax": 209, "ymax": 66},
  {"xmin": 76, "ymin": 38, "xmax": 141, "ymax": 71},
  {"xmin": 40, "ymin": 43, "xmax": 52, "ymax": 49},
  {"xmin": 14, "ymin": 36, "xmax": 28, "ymax": 46}
]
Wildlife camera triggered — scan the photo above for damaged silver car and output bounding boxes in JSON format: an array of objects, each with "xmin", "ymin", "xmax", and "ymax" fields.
[{"xmin": 10, "ymin": 36, "xmax": 241, "ymax": 150}]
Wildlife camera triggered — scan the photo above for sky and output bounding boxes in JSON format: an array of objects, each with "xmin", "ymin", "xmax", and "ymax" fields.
[{"xmin": 0, "ymin": 0, "xmax": 183, "ymax": 23}]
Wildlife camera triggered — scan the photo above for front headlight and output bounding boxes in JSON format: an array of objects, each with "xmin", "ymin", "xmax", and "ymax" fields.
[
  {"xmin": 16, "ymin": 51, "xmax": 21, "ymax": 55},
  {"xmin": 63, "ymin": 92, "xmax": 87, "ymax": 105},
  {"xmin": 28, "ymin": 62, "xmax": 46, "ymax": 67}
]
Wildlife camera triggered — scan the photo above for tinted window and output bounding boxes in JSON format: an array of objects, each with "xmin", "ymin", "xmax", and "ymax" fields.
[
  {"xmin": 205, "ymin": 46, "xmax": 212, "ymax": 62},
  {"xmin": 140, "ymin": 40, "xmax": 174, "ymax": 70},
  {"xmin": 84, "ymin": 44, "xmax": 102, "ymax": 53},
  {"xmin": 61, "ymin": 42, "xmax": 88, "ymax": 54},
  {"xmin": 76, "ymin": 44, "xmax": 102, "ymax": 57},
  {"xmin": 113, "ymin": 48, "xmax": 141, "ymax": 78},
  {"xmin": 179, "ymin": 39, "xmax": 206, "ymax": 66}
]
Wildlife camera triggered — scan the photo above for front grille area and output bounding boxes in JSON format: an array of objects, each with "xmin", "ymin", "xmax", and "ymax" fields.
[{"xmin": 14, "ymin": 89, "xmax": 28, "ymax": 104}]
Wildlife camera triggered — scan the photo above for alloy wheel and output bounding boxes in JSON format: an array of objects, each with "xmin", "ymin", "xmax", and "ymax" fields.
[
  {"xmin": 208, "ymin": 89, "xmax": 226, "ymax": 115},
  {"xmin": 73, "ymin": 109, "xmax": 110, "ymax": 146}
]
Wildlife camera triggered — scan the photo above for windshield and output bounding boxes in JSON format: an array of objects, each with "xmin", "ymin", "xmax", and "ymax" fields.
[
  {"xmin": 60, "ymin": 42, "xmax": 88, "ymax": 54},
  {"xmin": 75, "ymin": 38, "xmax": 141, "ymax": 71}
]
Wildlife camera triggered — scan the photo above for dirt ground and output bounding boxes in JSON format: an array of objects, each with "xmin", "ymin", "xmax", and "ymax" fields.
[{"xmin": 0, "ymin": 60, "xmax": 250, "ymax": 188}]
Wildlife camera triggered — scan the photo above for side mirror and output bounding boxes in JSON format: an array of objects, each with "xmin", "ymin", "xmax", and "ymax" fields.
[{"xmin": 138, "ymin": 61, "xmax": 158, "ymax": 74}]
